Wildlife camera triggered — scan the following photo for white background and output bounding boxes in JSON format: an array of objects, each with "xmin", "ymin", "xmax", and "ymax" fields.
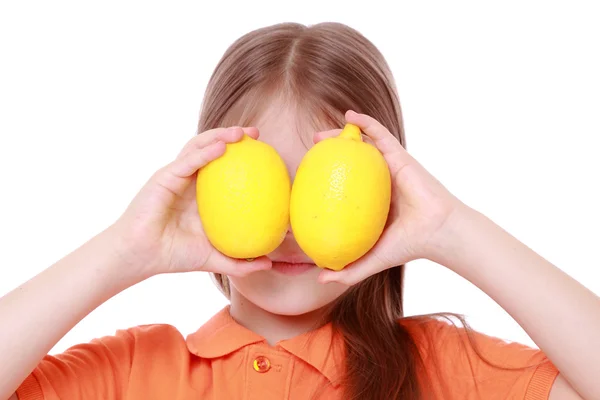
[{"xmin": 0, "ymin": 1, "xmax": 598, "ymax": 354}]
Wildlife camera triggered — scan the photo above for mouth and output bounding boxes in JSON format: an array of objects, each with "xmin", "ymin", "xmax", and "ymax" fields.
[{"xmin": 270, "ymin": 260, "xmax": 317, "ymax": 276}]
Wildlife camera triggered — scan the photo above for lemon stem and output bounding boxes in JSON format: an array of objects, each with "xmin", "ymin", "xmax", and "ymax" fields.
[{"xmin": 338, "ymin": 123, "xmax": 363, "ymax": 142}]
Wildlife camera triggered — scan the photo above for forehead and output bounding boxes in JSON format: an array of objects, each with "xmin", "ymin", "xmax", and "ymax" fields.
[
  {"xmin": 251, "ymin": 102, "xmax": 337, "ymax": 176},
  {"xmin": 253, "ymin": 100, "xmax": 342, "ymax": 139},
  {"xmin": 255, "ymin": 107, "xmax": 310, "ymax": 177},
  {"xmin": 254, "ymin": 104, "xmax": 311, "ymax": 148}
]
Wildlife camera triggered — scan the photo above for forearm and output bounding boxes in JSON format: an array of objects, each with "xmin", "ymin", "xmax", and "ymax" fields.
[
  {"xmin": 0, "ymin": 226, "xmax": 142, "ymax": 399},
  {"xmin": 432, "ymin": 206, "xmax": 600, "ymax": 400}
]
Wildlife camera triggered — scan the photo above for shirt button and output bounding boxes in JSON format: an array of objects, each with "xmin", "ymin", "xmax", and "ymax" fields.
[{"xmin": 253, "ymin": 356, "xmax": 271, "ymax": 373}]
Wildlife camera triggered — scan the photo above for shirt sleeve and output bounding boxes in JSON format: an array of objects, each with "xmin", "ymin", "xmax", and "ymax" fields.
[
  {"xmin": 402, "ymin": 317, "xmax": 560, "ymax": 400},
  {"xmin": 15, "ymin": 328, "xmax": 136, "ymax": 400}
]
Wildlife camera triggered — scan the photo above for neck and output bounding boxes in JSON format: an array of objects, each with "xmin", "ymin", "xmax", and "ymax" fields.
[{"xmin": 229, "ymin": 286, "xmax": 327, "ymax": 346}]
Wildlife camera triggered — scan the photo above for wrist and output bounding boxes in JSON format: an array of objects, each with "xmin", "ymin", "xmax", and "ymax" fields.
[
  {"xmin": 424, "ymin": 203, "xmax": 483, "ymax": 270},
  {"xmin": 94, "ymin": 224, "xmax": 154, "ymax": 286}
]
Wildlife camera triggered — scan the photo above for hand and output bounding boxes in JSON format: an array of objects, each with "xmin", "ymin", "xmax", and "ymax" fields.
[
  {"xmin": 108, "ymin": 127, "xmax": 272, "ymax": 280},
  {"xmin": 317, "ymin": 110, "xmax": 466, "ymax": 286}
]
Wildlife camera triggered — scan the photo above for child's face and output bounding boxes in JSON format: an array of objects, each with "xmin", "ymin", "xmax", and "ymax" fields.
[{"xmin": 227, "ymin": 104, "xmax": 350, "ymax": 316}]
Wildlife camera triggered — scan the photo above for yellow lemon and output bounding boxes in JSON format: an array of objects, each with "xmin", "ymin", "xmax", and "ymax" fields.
[
  {"xmin": 290, "ymin": 124, "xmax": 391, "ymax": 270},
  {"xmin": 196, "ymin": 135, "xmax": 290, "ymax": 259}
]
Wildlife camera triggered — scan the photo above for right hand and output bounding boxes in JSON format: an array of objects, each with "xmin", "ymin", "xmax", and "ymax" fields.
[{"xmin": 108, "ymin": 126, "xmax": 272, "ymax": 280}]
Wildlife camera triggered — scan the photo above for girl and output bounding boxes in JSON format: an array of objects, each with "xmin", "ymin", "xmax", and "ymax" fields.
[{"xmin": 1, "ymin": 22, "xmax": 598, "ymax": 400}]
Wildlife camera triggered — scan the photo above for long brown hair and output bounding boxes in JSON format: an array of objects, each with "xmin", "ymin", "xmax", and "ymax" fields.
[{"xmin": 198, "ymin": 22, "xmax": 437, "ymax": 399}]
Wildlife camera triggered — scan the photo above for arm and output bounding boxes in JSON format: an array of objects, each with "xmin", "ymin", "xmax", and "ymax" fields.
[
  {"xmin": 1, "ymin": 127, "xmax": 269, "ymax": 400},
  {"xmin": 318, "ymin": 111, "xmax": 598, "ymax": 399},
  {"xmin": 436, "ymin": 206, "xmax": 598, "ymax": 400},
  {"xmin": 550, "ymin": 375, "xmax": 585, "ymax": 400},
  {"xmin": 0, "ymin": 226, "xmax": 140, "ymax": 399}
]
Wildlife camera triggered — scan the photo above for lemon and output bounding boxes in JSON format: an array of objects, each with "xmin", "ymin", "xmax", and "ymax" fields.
[
  {"xmin": 196, "ymin": 135, "xmax": 290, "ymax": 259},
  {"xmin": 290, "ymin": 124, "xmax": 391, "ymax": 270}
]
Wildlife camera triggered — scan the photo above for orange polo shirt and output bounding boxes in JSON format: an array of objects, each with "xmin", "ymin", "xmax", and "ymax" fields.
[{"xmin": 17, "ymin": 306, "xmax": 559, "ymax": 399}]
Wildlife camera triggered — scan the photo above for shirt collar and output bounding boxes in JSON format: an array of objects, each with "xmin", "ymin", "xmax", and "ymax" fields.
[{"xmin": 186, "ymin": 306, "xmax": 345, "ymax": 386}]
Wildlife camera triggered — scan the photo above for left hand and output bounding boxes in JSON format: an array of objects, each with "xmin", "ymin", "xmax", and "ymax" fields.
[{"xmin": 317, "ymin": 110, "xmax": 466, "ymax": 286}]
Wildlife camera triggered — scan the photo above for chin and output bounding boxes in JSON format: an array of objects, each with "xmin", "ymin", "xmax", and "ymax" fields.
[
  {"xmin": 228, "ymin": 268, "xmax": 349, "ymax": 317},
  {"xmin": 258, "ymin": 296, "xmax": 329, "ymax": 316}
]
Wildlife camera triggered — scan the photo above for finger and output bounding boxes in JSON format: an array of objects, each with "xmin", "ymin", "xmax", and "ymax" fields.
[
  {"xmin": 239, "ymin": 126, "xmax": 260, "ymax": 139},
  {"xmin": 222, "ymin": 126, "xmax": 259, "ymax": 141},
  {"xmin": 317, "ymin": 253, "xmax": 389, "ymax": 286},
  {"xmin": 153, "ymin": 141, "xmax": 226, "ymax": 197},
  {"xmin": 313, "ymin": 128, "xmax": 342, "ymax": 144},
  {"xmin": 345, "ymin": 110, "xmax": 414, "ymax": 176},
  {"xmin": 178, "ymin": 126, "xmax": 258, "ymax": 158},
  {"xmin": 344, "ymin": 110, "xmax": 402, "ymax": 151},
  {"xmin": 171, "ymin": 140, "xmax": 226, "ymax": 178},
  {"xmin": 317, "ymin": 231, "xmax": 400, "ymax": 286},
  {"xmin": 204, "ymin": 250, "xmax": 272, "ymax": 276},
  {"xmin": 177, "ymin": 127, "xmax": 228, "ymax": 158}
]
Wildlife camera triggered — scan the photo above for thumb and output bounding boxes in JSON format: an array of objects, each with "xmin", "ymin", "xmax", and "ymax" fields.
[
  {"xmin": 203, "ymin": 249, "xmax": 272, "ymax": 277},
  {"xmin": 317, "ymin": 251, "xmax": 389, "ymax": 287},
  {"xmin": 317, "ymin": 231, "xmax": 402, "ymax": 286}
]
